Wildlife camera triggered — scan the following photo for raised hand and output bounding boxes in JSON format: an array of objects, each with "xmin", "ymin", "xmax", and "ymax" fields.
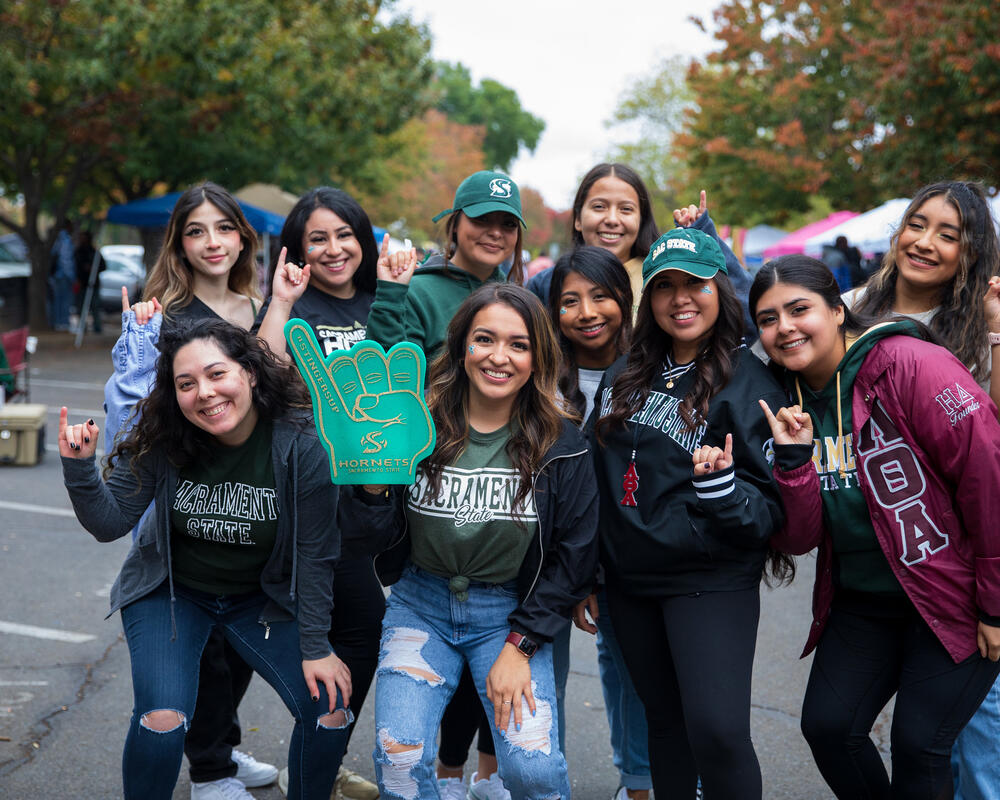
[
  {"xmin": 375, "ymin": 233, "xmax": 418, "ymax": 286},
  {"xmin": 759, "ymin": 399, "xmax": 814, "ymax": 446},
  {"xmin": 59, "ymin": 406, "xmax": 99, "ymax": 459},
  {"xmin": 674, "ymin": 190, "xmax": 708, "ymax": 228},
  {"xmin": 122, "ymin": 286, "xmax": 161, "ymax": 326},
  {"xmin": 285, "ymin": 321, "xmax": 435, "ymax": 484},
  {"xmin": 984, "ymin": 276, "xmax": 1000, "ymax": 335},
  {"xmin": 692, "ymin": 432, "xmax": 733, "ymax": 475},
  {"xmin": 270, "ymin": 247, "xmax": 311, "ymax": 306}
]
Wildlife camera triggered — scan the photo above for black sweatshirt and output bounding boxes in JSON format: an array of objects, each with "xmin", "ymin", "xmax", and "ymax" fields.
[{"xmin": 590, "ymin": 346, "xmax": 786, "ymax": 596}]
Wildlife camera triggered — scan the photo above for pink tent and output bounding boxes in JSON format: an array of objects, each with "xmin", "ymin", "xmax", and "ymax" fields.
[{"xmin": 762, "ymin": 211, "xmax": 858, "ymax": 258}]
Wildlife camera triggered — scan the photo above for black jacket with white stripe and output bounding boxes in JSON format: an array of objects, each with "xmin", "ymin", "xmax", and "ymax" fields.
[{"xmin": 590, "ymin": 346, "xmax": 786, "ymax": 596}]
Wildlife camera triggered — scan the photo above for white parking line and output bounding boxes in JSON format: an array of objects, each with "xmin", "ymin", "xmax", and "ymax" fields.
[
  {"xmin": 45, "ymin": 407, "xmax": 104, "ymax": 419},
  {"xmin": 31, "ymin": 378, "xmax": 105, "ymax": 391},
  {"xmin": 0, "ymin": 681, "xmax": 49, "ymax": 687},
  {"xmin": 0, "ymin": 621, "xmax": 95, "ymax": 643},
  {"xmin": 0, "ymin": 500, "xmax": 76, "ymax": 518}
]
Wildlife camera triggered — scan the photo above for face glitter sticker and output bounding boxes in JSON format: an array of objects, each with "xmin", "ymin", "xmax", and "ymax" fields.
[
  {"xmin": 468, "ymin": 345, "xmax": 475, "ymax": 353},
  {"xmin": 559, "ymin": 308, "xmax": 567, "ymax": 315},
  {"xmin": 701, "ymin": 286, "xmax": 713, "ymax": 294}
]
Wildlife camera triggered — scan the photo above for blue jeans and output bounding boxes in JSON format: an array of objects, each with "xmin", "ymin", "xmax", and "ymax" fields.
[
  {"xmin": 595, "ymin": 589, "xmax": 652, "ymax": 791},
  {"xmin": 374, "ymin": 565, "xmax": 570, "ymax": 799},
  {"xmin": 953, "ymin": 672, "xmax": 1000, "ymax": 800},
  {"xmin": 120, "ymin": 581, "xmax": 351, "ymax": 800}
]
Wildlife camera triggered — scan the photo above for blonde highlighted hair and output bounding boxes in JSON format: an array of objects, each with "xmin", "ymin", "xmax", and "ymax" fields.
[{"xmin": 143, "ymin": 182, "xmax": 260, "ymax": 314}]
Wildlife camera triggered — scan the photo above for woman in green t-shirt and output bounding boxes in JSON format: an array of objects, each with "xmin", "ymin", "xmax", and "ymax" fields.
[
  {"xmin": 372, "ymin": 283, "xmax": 599, "ymax": 799},
  {"xmin": 60, "ymin": 319, "xmax": 394, "ymax": 800}
]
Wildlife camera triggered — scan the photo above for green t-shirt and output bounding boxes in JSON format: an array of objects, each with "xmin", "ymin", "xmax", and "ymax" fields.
[
  {"xmin": 406, "ymin": 424, "xmax": 538, "ymax": 587},
  {"xmin": 171, "ymin": 419, "xmax": 279, "ymax": 595}
]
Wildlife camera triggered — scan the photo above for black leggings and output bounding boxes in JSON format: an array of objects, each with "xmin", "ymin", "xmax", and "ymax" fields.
[
  {"xmin": 801, "ymin": 601, "xmax": 1000, "ymax": 799},
  {"xmin": 438, "ymin": 664, "xmax": 496, "ymax": 767},
  {"xmin": 607, "ymin": 584, "xmax": 762, "ymax": 799},
  {"xmin": 328, "ymin": 556, "xmax": 387, "ymax": 747}
]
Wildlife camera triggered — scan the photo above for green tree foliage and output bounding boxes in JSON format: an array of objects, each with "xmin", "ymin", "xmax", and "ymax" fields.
[
  {"xmin": 433, "ymin": 62, "xmax": 544, "ymax": 172},
  {"xmin": 671, "ymin": 0, "xmax": 1000, "ymax": 226},
  {"xmin": 0, "ymin": 0, "xmax": 432, "ymax": 326},
  {"xmin": 856, "ymin": 0, "xmax": 1000, "ymax": 195},
  {"xmin": 605, "ymin": 56, "xmax": 696, "ymax": 227},
  {"xmin": 676, "ymin": 0, "xmax": 880, "ymax": 225}
]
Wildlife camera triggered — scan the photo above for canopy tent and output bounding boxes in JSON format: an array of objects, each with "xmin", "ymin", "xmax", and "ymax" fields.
[
  {"xmin": 107, "ymin": 193, "xmax": 285, "ymax": 234},
  {"xmin": 736, "ymin": 225, "xmax": 787, "ymax": 270},
  {"xmin": 802, "ymin": 198, "xmax": 911, "ymax": 257},
  {"xmin": 762, "ymin": 211, "xmax": 858, "ymax": 259}
]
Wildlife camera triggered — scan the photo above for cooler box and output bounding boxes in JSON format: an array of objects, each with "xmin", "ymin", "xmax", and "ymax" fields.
[{"xmin": 0, "ymin": 403, "xmax": 47, "ymax": 465}]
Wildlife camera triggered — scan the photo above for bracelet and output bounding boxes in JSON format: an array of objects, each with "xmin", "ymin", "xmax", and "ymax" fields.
[{"xmin": 989, "ymin": 332, "xmax": 1000, "ymax": 347}]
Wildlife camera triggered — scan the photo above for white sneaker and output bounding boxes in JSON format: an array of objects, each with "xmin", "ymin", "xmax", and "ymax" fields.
[
  {"xmin": 467, "ymin": 771, "xmax": 511, "ymax": 800},
  {"xmin": 336, "ymin": 765, "xmax": 381, "ymax": 799},
  {"xmin": 438, "ymin": 777, "xmax": 467, "ymax": 800},
  {"xmin": 231, "ymin": 749, "xmax": 278, "ymax": 788},
  {"xmin": 191, "ymin": 777, "xmax": 255, "ymax": 800},
  {"xmin": 277, "ymin": 766, "xmax": 289, "ymax": 796}
]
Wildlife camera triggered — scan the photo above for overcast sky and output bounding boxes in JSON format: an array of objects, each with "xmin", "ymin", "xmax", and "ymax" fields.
[{"xmin": 400, "ymin": 0, "xmax": 722, "ymax": 210}]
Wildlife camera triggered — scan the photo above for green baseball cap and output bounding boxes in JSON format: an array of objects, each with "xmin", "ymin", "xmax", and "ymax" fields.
[
  {"xmin": 432, "ymin": 171, "xmax": 526, "ymax": 227},
  {"xmin": 642, "ymin": 228, "xmax": 728, "ymax": 288}
]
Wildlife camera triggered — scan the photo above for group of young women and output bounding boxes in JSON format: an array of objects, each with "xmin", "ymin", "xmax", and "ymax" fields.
[{"xmin": 58, "ymin": 165, "xmax": 1000, "ymax": 800}]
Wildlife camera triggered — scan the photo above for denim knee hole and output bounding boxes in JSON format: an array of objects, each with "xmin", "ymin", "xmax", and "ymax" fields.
[
  {"xmin": 318, "ymin": 708, "xmax": 354, "ymax": 730},
  {"xmin": 501, "ymin": 682, "xmax": 553, "ymax": 756},
  {"xmin": 377, "ymin": 728, "xmax": 423, "ymax": 800},
  {"xmin": 378, "ymin": 627, "xmax": 445, "ymax": 686},
  {"xmin": 139, "ymin": 709, "xmax": 187, "ymax": 733}
]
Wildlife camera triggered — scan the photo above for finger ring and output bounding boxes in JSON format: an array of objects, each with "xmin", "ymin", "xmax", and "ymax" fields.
[{"xmin": 502, "ymin": 700, "xmax": 512, "ymax": 706}]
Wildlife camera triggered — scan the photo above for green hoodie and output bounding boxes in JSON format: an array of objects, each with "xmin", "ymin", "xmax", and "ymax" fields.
[
  {"xmin": 792, "ymin": 319, "xmax": 928, "ymax": 595},
  {"xmin": 365, "ymin": 254, "xmax": 506, "ymax": 379}
]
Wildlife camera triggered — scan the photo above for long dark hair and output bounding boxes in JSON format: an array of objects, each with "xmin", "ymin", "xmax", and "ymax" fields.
[
  {"xmin": 144, "ymin": 182, "xmax": 260, "ymax": 313},
  {"xmin": 750, "ymin": 254, "xmax": 878, "ymax": 341},
  {"xmin": 853, "ymin": 181, "xmax": 998, "ymax": 381},
  {"xmin": 571, "ymin": 163, "xmax": 659, "ymax": 261},
  {"xmin": 548, "ymin": 246, "xmax": 633, "ymax": 419},
  {"xmin": 423, "ymin": 283, "xmax": 568, "ymax": 516},
  {"xmin": 273, "ymin": 187, "xmax": 379, "ymax": 295},
  {"xmin": 107, "ymin": 319, "xmax": 309, "ymax": 476},
  {"xmin": 597, "ymin": 270, "xmax": 743, "ymax": 442}
]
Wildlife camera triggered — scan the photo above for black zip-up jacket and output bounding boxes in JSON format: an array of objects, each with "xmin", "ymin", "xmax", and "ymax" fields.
[
  {"xmin": 590, "ymin": 347, "xmax": 785, "ymax": 595},
  {"xmin": 62, "ymin": 412, "xmax": 396, "ymax": 660},
  {"xmin": 375, "ymin": 418, "xmax": 599, "ymax": 642}
]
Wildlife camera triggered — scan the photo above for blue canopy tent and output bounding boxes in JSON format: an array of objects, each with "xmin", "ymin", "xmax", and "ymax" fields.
[
  {"xmin": 107, "ymin": 192, "xmax": 285, "ymax": 234},
  {"xmin": 106, "ymin": 193, "xmax": 389, "ymax": 240}
]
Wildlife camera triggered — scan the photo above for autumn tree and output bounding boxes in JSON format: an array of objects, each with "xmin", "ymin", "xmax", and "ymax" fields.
[
  {"xmin": 673, "ymin": 0, "xmax": 1000, "ymax": 226},
  {"xmin": 0, "ymin": 0, "xmax": 432, "ymax": 327},
  {"xmin": 605, "ymin": 56, "xmax": 696, "ymax": 227},
  {"xmin": 856, "ymin": 0, "xmax": 1000, "ymax": 195},
  {"xmin": 675, "ymin": 0, "xmax": 884, "ymax": 226},
  {"xmin": 433, "ymin": 62, "xmax": 545, "ymax": 172},
  {"xmin": 351, "ymin": 110, "xmax": 487, "ymax": 242}
]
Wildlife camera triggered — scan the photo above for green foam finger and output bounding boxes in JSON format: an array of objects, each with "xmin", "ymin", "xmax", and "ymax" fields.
[
  {"xmin": 356, "ymin": 347, "xmax": 391, "ymax": 395},
  {"xmin": 385, "ymin": 342, "xmax": 424, "ymax": 392},
  {"xmin": 329, "ymin": 355, "xmax": 365, "ymax": 419}
]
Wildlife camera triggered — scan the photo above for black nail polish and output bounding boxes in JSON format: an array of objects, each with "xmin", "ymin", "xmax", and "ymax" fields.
[
  {"xmin": 88, "ymin": 419, "xmax": 94, "ymax": 425},
  {"xmin": 312, "ymin": 695, "xmax": 319, "ymax": 702},
  {"xmin": 84, "ymin": 437, "xmax": 90, "ymax": 444}
]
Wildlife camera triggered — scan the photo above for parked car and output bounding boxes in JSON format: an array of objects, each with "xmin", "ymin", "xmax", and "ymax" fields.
[{"xmin": 97, "ymin": 245, "xmax": 145, "ymax": 311}]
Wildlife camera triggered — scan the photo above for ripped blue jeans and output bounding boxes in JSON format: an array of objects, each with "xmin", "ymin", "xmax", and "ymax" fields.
[
  {"xmin": 120, "ymin": 581, "xmax": 352, "ymax": 800},
  {"xmin": 373, "ymin": 565, "xmax": 570, "ymax": 799}
]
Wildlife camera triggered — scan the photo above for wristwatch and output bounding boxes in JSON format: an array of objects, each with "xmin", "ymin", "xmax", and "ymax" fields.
[
  {"xmin": 505, "ymin": 632, "xmax": 539, "ymax": 658},
  {"xmin": 989, "ymin": 332, "xmax": 1000, "ymax": 346}
]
